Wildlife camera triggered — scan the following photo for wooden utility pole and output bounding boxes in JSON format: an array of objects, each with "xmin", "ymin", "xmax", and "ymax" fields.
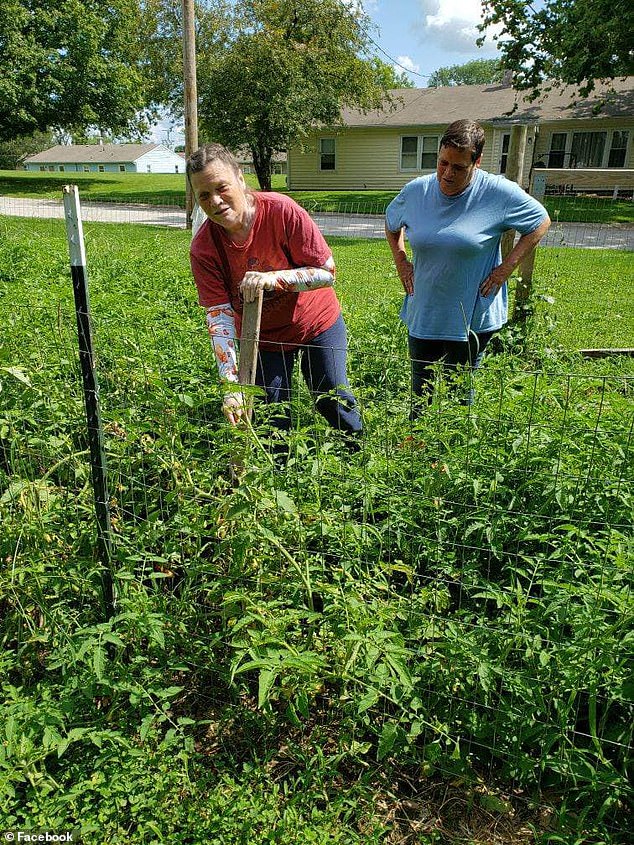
[
  {"xmin": 501, "ymin": 123, "xmax": 528, "ymax": 261},
  {"xmin": 499, "ymin": 123, "xmax": 541, "ymax": 321},
  {"xmin": 182, "ymin": 0, "xmax": 198, "ymax": 229}
]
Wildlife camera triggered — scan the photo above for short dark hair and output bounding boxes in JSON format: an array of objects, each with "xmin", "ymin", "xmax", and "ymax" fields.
[
  {"xmin": 440, "ymin": 120, "xmax": 485, "ymax": 162},
  {"xmin": 186, "ymin": 143, "xmax": 241, "ymax": 178}
]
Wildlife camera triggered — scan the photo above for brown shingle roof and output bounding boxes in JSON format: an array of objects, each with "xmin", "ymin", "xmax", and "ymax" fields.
[
  {"xmin": 340, "ymin": 77, "xmax": 634, "ymax": 128},
  {"xmin": 24, "ymin": 144, "xmax": 162, "ymax": 164}
]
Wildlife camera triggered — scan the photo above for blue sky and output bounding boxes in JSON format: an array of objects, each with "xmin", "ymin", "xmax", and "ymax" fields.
[
  {"xmin": 152, "ymin": 0, "xmax": 502, "ymax": 145},
  {"xmin": 367, "ymin": 0, "xmax": 502, "ymax": 84}
]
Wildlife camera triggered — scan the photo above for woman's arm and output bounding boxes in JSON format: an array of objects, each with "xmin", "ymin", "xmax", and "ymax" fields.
[
  {"xmin": 385, "ymin": 223, "xmax": 414, "ymax": 296},
  {"xmin": 205, "ymin": 304, "xmax": 246, "ymax": 425},
  {"xmin": 240, "ymin": 256, "xmax": 336, "ymax": 302},
  {"xmin": 480, "ymin": 216, "xmax": 551, "ymax": 297}
]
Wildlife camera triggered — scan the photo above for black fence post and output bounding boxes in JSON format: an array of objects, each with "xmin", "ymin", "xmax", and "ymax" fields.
[{"xmin": 63, "ymin": 185, "xmax": 115, "ymax": 620}]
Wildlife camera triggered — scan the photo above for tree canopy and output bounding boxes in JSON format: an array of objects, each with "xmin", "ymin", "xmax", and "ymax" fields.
[
  {"xmin": 427, "ymin": 59, "xmax": 504, "ymax": 88},
  {"xmin": 196, "ymin": 0, "xmax": 404, "ymax": 189},
  {"xmin": 0, "ymin": 0, "xmax": 160, "ymax": 142},
  {"xmin": 479, "ymin": 0, "xmax": 634, "ymax": 98},
  {"xmin": 0, "ymin": 129, "xmax": 54, "ymax": 169}
]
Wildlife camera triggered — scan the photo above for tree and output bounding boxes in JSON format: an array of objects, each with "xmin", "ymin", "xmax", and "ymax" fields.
[
  {"xmin": 0, "ymin": 0, "xmax": 156, "ymax": 142},
  {"xmin": 196, "ymin": 0, "xmax": 401, "ymax": 190},
  {"xmin": 138, "ymin": 0, "xmax": 234, "ymax": 118},
  {"xmin": 369, "ymin": 58, "xmax": 416, "ymax": 90},
  {"xmin": 427, "ymin": 59, "xmax": 504, "ymax": 88},
  {"xmin": 479, "ymin": 0, "xmax": 634, "ymax": 99},
  {"xmin": 0, "ymin": 129, "xmax": 54, "ymax": 170}
]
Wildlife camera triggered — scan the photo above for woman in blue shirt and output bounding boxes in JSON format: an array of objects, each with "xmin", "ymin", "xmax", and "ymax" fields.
[{"xmin": 385, "ymin": 119, "xmax": 550, "ymax": 412}]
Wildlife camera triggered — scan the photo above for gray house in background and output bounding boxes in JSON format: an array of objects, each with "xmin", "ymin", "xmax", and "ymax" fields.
[{"xmin": 23, "ymin": 143, "xmax": 185, "ymax": 174}]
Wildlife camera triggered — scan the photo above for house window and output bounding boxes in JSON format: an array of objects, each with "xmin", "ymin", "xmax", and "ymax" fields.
[
  {"xmin": 420, "ymin": 136, "xmax": 439, "ymax": 169},
  {"xmin": 608, "ymin": 131, "xmax": 629, "ymax": 167},
  {"xmin": 319, "ymin": 138, "xmax": 335, "ymax": 171},
  {"xmin": 174, "ymin": 165, "xmax": 179, "ymax": 173},
  {"xmin": 39, "ymin": 166, "xmax": 46, "ymax": 171},
  {"xmin": 119, "ymin": 164, "xmax": 126, "ymax": 172},
  {"xmin": 98, "ymin": 165, "xmax": 105, "ymax": 172},
  {"xmin": 146, "ymin": 165, "xmax": 152, "ymax": 173},
  {"xmin": 83, "ymin": 165, "xmax": 90, "ymax": 172},
  {"xmin": 500, "ymin": 133, "xmax": 510, "ymax": 173},
  {"xmin": 571, "ymin": 132, "xmax": 606, "ymax": 168},
  {"xmin": 48, "ymin": 165, "xmax": 55, "ymax": 171},
  {"xmin": 401, "ymin": 136, "xmax": 418, "ymax": 170},
  {"xmin": 59, "ymin": 165, "xmax": 65, "ymax": 172},
  {"xmin": 400, "ymin": 135, "xmax": 439, "ymax": 170},
  {"xmin": 548, "ymin": 133, "xmax": 567, "ymax": 167}
]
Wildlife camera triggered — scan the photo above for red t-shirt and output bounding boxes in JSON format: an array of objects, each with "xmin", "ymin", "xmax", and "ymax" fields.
[{"xmin": 190, "ymin": 192, "xmax": 341, "ymax": 344}]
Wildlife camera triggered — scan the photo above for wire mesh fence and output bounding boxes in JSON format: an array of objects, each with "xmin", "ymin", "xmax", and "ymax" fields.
[{"xmin": 0, "ymin": 189, "xmax": 632, "ymax": 840}]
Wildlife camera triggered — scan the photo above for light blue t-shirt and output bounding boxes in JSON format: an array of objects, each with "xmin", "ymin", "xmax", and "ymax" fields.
[{"xmin": 385, "ymin": 169, "xmax": 549, "ymax": 341}]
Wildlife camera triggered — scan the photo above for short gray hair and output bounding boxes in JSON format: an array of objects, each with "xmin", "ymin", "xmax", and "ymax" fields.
[{"xmin": 186, "ymin": 143, "xmax": 241, "ymax": 178}]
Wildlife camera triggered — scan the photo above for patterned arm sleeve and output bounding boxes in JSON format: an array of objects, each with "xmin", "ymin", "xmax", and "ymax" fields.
[
  {"xmin": 271, "ymin": 263, "xmax": 335, "ymax": 292},
  {"xmin": 205, "ymin": 304, "xmax": 239, "ymax": 383}
]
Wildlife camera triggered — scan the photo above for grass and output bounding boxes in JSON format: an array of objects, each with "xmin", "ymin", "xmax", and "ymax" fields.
[
  {"xmin": 0, "ymin": 168, "xmax": 284, "ymax": 205},
  {"xmin": 0, "ymin": 168, "xmax": 189, "ymax": 204},
  {"xmin": 543, "ymin": 195, "xmax": 634, "ymax": 225},
  {"xmin": 1, "ymin": 216, "xmax": 633, "ymax": 843},
  {"xmin": 533, "ymin": 246, "xmax": 634, "ymax": 348},
  {"xmin": 284, "ymin": 189, "xmax": 397, "ymax": 214},
  {"xmin": 2, "ymin": 169, "xmax": 633, "ymax": 223}
]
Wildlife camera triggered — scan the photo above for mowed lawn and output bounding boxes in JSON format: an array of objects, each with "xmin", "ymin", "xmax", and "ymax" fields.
[{"xmin": 2, "ymin": 169, "xmax": 634, "ymax": 224}]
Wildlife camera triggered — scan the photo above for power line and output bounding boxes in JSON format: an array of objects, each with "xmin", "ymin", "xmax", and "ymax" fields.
[{"xmin": 367, "ymin": 33, "xmax": 432, "ymax": 80}]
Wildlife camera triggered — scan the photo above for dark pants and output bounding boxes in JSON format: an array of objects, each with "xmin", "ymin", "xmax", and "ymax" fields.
[
  {"xmin": 408, "ymin": 331, "xmax": 494, "ymax": 410},
  {"xmin": 256, "ymin": 314, "xmax": 362, "ymax": 435}
]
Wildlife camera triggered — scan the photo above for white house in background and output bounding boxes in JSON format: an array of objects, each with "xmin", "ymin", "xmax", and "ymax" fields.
[{"xmin": 22, "ymin": 143, "xmax": 185, "ymax": 174}]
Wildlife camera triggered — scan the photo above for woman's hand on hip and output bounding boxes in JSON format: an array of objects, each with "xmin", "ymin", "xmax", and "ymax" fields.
[
  {"xmin": 480, "ymin": 267, "xmax": 507, "ymax": 297},
  {"xmin": 397, "ymin": 259, "xmax": 414, "ymax": 296},
  {"xmin": 240, "ymin": 271, "xmax": 278, "ymax": 302}
]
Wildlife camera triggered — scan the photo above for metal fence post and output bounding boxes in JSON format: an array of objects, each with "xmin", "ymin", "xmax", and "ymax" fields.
[{"xmin": 63, "ymin": 185, "xmax": 115, "ymax": 619}]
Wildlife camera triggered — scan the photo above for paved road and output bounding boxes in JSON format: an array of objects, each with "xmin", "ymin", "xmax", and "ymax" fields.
[
  {"xmin": 0, "ymin": 196, "xmax": 186, "ymax": 228},
  {"xmin": 1, "ymin": 196, "xmax": 633, "ymax": 250}
]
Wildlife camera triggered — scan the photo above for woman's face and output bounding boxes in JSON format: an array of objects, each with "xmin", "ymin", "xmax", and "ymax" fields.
[
  {"xmin": 436, "ymin": 144, "xmax": 481, "ymax": 196},
  {"xmin": 190, "ymin": 160, "xmax": 250, "ymax": 234}
]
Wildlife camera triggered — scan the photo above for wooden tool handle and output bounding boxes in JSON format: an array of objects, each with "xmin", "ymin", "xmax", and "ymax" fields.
[{"xmin": 237, "ymin": 291, "xmax": 264, "ymax": 421}]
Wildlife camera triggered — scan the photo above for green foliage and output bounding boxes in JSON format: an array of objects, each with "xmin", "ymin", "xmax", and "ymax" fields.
[
  {"xmin": 0, "ymin": 218, "xmax": 633, "ymax": 842},
  {"xmin": 479, "ymin": 0, "xmax": 634, "ymax": 99},
  {"xmin": 427, "ymin": 59, "xmax": 505, "ymax": 88},
  {"xmin": 0, "ymin": 130, "xmax": 55, "ymax": 170},
  {"xmin": 0, "ymin": 0, "xmax": 156, "ymax": 141},
  {"xmin": 197, "ymin": 0, "xmax": 401, "ymax": 190}
]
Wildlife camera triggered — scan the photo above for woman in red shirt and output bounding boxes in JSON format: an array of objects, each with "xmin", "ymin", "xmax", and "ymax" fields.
[{"xmin": 187, "ymin": 143, "xmax": 362, "ymax": 445}]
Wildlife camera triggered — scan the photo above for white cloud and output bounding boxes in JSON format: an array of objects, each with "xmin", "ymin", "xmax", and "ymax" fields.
[
  {"xmin": 417, "ymin": 0, "xmax": 501, "ymax": 54},
  {"xmin": 395, "ymin": 55, "xmax": 421, "ymax": 74},
  {"xmin": 151, "ymin": 116, "xmax": 185, "ymax": 148}
]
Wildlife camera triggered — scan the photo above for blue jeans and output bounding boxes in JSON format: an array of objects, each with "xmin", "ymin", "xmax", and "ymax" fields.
[
  {"xmin": 408, "ymin": 331, "xmax": 494, "ymax": 409},
  {"xmin": 256, "ymin": 314, "xmax": 362, "ymax": 435}
]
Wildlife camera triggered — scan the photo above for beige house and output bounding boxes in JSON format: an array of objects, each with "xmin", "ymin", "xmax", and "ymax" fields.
[{"xmin": 286, "ymin": 78, "xmax": 634, "ymax": 191}]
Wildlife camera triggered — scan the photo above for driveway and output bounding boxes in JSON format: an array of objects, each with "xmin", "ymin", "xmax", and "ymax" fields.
[{"xmin": 1, "ymin": 196, "xmax": 632, "ymax": 249}]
